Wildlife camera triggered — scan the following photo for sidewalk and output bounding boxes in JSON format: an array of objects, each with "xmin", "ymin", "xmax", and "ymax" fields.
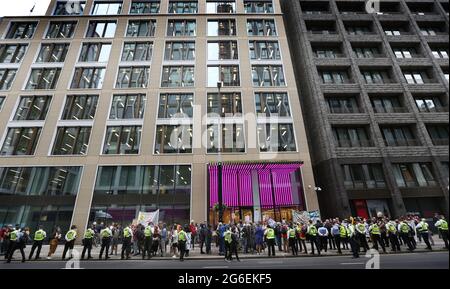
[{"xmin": 2, "ymin": 239, "xmax": 447, "ymax": 261}]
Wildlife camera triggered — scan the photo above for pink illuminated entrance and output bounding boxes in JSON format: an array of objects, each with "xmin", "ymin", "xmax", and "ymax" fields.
[{"xmin": 208, "ymin": 162, "xmax": 306, "ymax": 224}]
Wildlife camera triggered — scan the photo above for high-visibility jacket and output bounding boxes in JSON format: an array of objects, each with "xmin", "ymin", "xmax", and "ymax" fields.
[
  {"xmin": 144, "ymin": 226, "xmax": 153, "ymax": 237},
  {"xmin": 339, "ymin": 225, "xmax": 348, "ymax": 238},
  {"xmin": 224, "ymin": 230, "xmax": 232, "ymax": 244},
  {"xmin": 387, "ymin": 223, "xmax": 397, "ymax": 234},
  {"xmin": 370, "ymin": 224, "xmax": 380, "ymax": 235},
  {"xmin": 438, "ymin": 220, "xmax": 448, "ymax": 231},
  {"xmin": 266, "ymin": 228, "xmax": 275, "ymax": 239},
  {"xmin": 356, "ymin": 224, "xmax": 366, "ymax": 234},
  {"xmin": 10, "ymin": 230, "xmax": 19, "ymax": 241},
  {"xmin": 101, "ymin": 228, "xmax": 111, "ymax": 238},
  {"xmin": 34, "ymin": 229, "xmax": 46, "ymax": 241},
  {"xmin": 84, "ymin": 228, "xmax": 94, "ymax": 239},
  {"xmin": 178, "ymin": 230, "xmax": 187, "ymax": 242},
  {"xmin": 418, "ymin": 222, "xmax": 429, "ymax": 233},
  {"xmin": 307, "ymin": 226, "xmax": 317, "ymax": 236},
  {"xmin": 400, "ymin": 223, "xmax": 410, "ymax": 234},
  {"xmin": 123, "ymin": 227, "xmax": 132, "ymax": 238},
  {"xmin": 66, "ymin": 230, "xmax": 77, "ymax": 242},
  {"xmin": 288, "ymin": 229, "xmax": 296, "ymax": 238}
]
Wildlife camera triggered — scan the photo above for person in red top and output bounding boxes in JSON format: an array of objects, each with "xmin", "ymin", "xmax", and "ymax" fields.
[{"xmin": 189, "ymin": 221, "xmax": 197, "ymax": 250}]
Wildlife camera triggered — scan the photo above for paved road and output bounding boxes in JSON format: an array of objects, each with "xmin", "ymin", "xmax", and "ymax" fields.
[{"xmin": 0, "ymin": 251, "xmax": 447, "ymax": 269}]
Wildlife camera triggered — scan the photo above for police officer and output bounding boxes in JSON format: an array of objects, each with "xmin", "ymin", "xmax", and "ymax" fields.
[
  {"xmin": 398, "ymin": 219, "xmax": 414, "ymax": 251},
  {"xmin": 416, "ymin": 218, "xmax": 432, "ymax": 250},
  {"xmin": 143, "ymin": 224, "xmax": 153, "ymax": 259},
  {"xmin": 307, "ymin": 220, "xmax": 321, "ymax": 255},
  {"xmin": 317, "ymin": 222, "xmax": 329, "ymax": 253},
  {"xmin": 339, "ymin": 220, "xmax": 349, "ymax": 253},
  {"xmin": 386, "ymin": 221, "xmax": 401, "ymax": 252},
  {"xmin": 264, "ymin": 225, "xmax": 276, "ymax": 257},
  {"xmin": 99, "ymin": 226, "xmax": 112, "ymax": 260},
  {"xmin": 288, "ymin": 224, "xmax": 298, "ymax": 256},
  {"xmin": 5, "ymin": 225, "xmax": 26, "ymax": 263},
  {"xmin": 355, "ymin": 219, "xmax": 369, "ymax": 253},
  {"xmin": 347, "ymin": 222, "xmax": 359, "ymax": 259},
  {"xmin": 178, "ymin": 225, "xmax": 187, "ymax": 261},
  {"xmin": 62, "ymin": 225, "xmax": 77, "ymax": 260},
  {"xmin": 81, "ymin": 225, "xmax": 95, "ymax": 260},
  {"xmin": 368, "ymin": 220, "xmax": 386, "ymax": 253},
  {"xmin": 435, "ymin": 216, "xmax": 449, "ymax": 250},
  {"xmin": 28, "ymin": 225, "xmax": 46, "ymax": 260},
  {"xmin": 224, "ymin": 226, "xmax": 233, "ymax": 262},
  {"xmin": 121, "ymin": 224, "xmax": 133, "ymax": 260}
]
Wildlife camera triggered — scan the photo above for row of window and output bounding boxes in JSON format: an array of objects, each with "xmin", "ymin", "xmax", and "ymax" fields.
[
  {"xmin": 331, "ymin": 124, "xmax": 448, "ymax": 148},
  {"xmin": 0, "ymin": 92, "xmax": 297, "ymax": 156},
  {"xmin": 305, "ymin": 19, "xmax": 447, "ymax": 37},
  {"xmin": 317, "ymin": 68, "xmax": 449, "ymax": 85},
  {"xmin": 0, "ymin": 64, "xmax": 286, "ymax": 91},
  {"xmin": 312, "ymin": 42, "xmax": 449, "ymax": 60},
  {"xmin": 342, "ymin": 162, "xmax": 444, "ymax": 190},
  {"xmin": 2, "ymin": 19, "xmax": 278, "ymax": 40},
  {"xmin": 53, "ymin": 0, "xmax": 275, "ymax": 16},
  {"xmin": 326, "ymin": 94, "xmax": 449, "ymax": 114}
]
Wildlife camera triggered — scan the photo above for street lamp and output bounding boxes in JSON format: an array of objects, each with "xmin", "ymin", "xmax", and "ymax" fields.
[{"xmin": 308, "ymin": 185, "xmax": 322, "ymax": 192}]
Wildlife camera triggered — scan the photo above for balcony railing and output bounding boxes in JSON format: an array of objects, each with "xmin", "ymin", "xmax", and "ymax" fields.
[
  {"xmin": 336, "ymin": 139, "xmax": 373, "ymax": 147},
  {"xmin": 374, "ymin": 107, "xmax": 408, "ymax": 113},
  {"xmin": 329, "ymin": 107, "xmax": 362, "ymax": 114}
]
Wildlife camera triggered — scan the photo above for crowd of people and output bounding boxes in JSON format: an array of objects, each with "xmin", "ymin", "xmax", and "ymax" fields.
[{"xmin": 1, "ymin": 213, "xmax": 448, "ymax": 263}]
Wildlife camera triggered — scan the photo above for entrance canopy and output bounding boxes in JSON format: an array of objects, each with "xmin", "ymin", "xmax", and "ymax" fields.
[{"xmin": 208, "ymin": 161, "xmax": 304, "ymax": 209}]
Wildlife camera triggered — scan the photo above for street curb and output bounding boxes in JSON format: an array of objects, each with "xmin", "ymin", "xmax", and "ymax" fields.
[{"xmin": 4, "ymin": 249, "xmax": 447, "ymax": 262}]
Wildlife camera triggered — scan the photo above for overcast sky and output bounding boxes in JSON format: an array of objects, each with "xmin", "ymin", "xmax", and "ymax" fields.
[{"xmin": 0, "ymin": 0, "xmax": 51, "ymax": 17}]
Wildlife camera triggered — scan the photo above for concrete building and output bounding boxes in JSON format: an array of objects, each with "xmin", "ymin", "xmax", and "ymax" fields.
[
  {"xmin": 0, "ymin": 0, "xmax": 319, "ymax": 235},
  {"xmin": 282, "ymin": 0, "xmax": 449, "ymax": 218}
]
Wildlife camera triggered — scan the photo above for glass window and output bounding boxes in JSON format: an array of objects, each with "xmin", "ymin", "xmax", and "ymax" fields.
[
  {"xmin": 91, "ymin": 1, "xmax": 122, "ymax": 15},
  {"xmin": 13, "ymin": 95, "xmax": 52, "ymax": 121},
  {"xmin": 6, "ymin": 22, "xmax": 38, "ymax": 39},
  {"xmin": 414, "ymin": 97, "xmax": 444, "ymax": 112},
  {"xmin": 381, "ymin": 126, "xmax": 417, "ymax": 146},
  {"xmin": 0, "ymin": 44, "xmax": 28, "ymax": 64},
  {"xmin": 208, "ymin": 65, "xmax": 240, "ymax": 87},
  {"xmin": 116, "ymin": 67, "xmax": 150, "ymax": 88},
  {"xmin": 393, "ymin": 163, "xmax": 436, "ymax": 187},
  {"xmin": 333, "ymin": 127, "xmax": 371, "ymax": 147},
  {"xmin": 79, "ymin": 43, "xmax": 111, "ymax": 62},
  {"xmin": 426, "ymin": 125, "xmax": 449, "ymax": 146},
  {"xmin": 126, "ymin": 20, "xmax": 156, "ymax": 37},
  {"xmin": 52, "ymin": 127, "xmax": 91, "ymax": 155},
  {"xmin": 103, "ymin": 126, "xmax": 142, "ymax": 154},
  {"xmin": 154, "ymin": 125, "xmax": 193, "ymax": 154},
  {"xmin": 121, "ymin": 42, "xmax": 153, "ymax": 62},
  {"xmin": 169, "ymin": 1, "xmax": 198, "ymax": 13},
  {"xmin": 130, "ymin": 1, "xmax": 160, "ymax": 13},
  {"xmin": 161, "ymin": 66, "xmax": 195, "ymax": 87},
  {"xmin": 342, "ymin": 164, "xmax": 386, "ymax": 189},
  {"xmin": 252, "ymin": 65, "xmax": 286, "ymax": 86},
  {"xmin": 110, "ymin": 94, "xmax": 146, "ymax": 119},
  {"xmin": 86, "ymin": 21, "xmax": 117, "ymax": 38},
  {"xmin": 208, "ymin": 41, "xmax": 238, "ymax": 60},
  {"xmin": 0, "ymin": 69, "xmax": 17, "ymax": 90},
  {"xmin": 0, "ymin": 127, "xmax": 42, "ymax": 156},
  {"xmin": 249, "ymin": 41, "xmax": 280, "ymax": 60},
  {"xmin": 159, "ymin": 93, "xmax": 194, "ymax": 118},
  {"xmin": 36, "ymin": 43, "xmax": 70, "ymax": 63},
  {"xmin": 247, "ymin": 19, "xmax": 277, "ymax": 36},
  {"xmin": 327, "ymin": 96, "xmax": 359, "ymax": 113},
  {"xmin": 207, "ymin": 123, "xmax": 244, "ymax": 153},
  {"xmin": 54, "ymin": 1, "xmax": 86, "ymax": 15},
  {"xmin": 257, "ymin": 123, "xmax": 296, "ymax": 152},
  {"xmin": 71, "ymin": 67, "xmax": 106, "ymax": 89},
  {"xmin": 45, "ymin": 21, "xmax": 77, "ymax": 39},
  {"xmin": 0, "ymin": 97, "xmax": 4, "ymax": 110},
  {"xmin": 167, "ymin": 20, "xmax": 196, "ymax": 37},
  {"xmin": 207, "ymin": 1, "xmax": 235, "ymax": 13},
  {"xmin": 255, "ymin": 92, "xmax": 291, "ymax": 117},
  {"xmin": 208, "ymin": 19, "xmax": 236, "ymax": 36},
  {"xmin": 165, "ymin": 42, "xmax": 195, "ymax": 61},
  {"xmin": 244, "ymin": 1, "xmax": 274, "ymax": 13},
  {"xmin": 207, "ymin": 93, "xmax": 242, "ymax": 117},
  {"xmin": 26, "ymin": 68, "xmax": 61, "ymax": 90},
  {"xmin": 62, "ymin": 95, "xmax": 98, "ymax": 120}
]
